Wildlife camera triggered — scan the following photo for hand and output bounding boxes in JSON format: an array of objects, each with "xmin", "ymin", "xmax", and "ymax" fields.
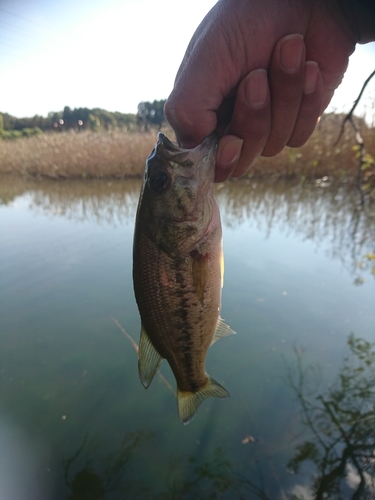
[{"xmin": 164, "ymin": 0, "xmax": 357, "ymax": 181}]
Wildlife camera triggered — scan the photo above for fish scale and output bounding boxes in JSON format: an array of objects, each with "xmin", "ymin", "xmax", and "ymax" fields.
[{"xmin": 135, "ymin": 231, "xmax": 214, "ymax": 390}]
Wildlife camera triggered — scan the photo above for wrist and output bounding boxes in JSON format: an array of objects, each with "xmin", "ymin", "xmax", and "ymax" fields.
[{"xmin": 337, "ymin": 0, "xmax": 375, "ymax": 43}]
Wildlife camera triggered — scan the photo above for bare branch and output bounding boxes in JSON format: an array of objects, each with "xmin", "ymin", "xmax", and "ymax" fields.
[{"xmin": 334, "ymin": 69, "xmax": 375, "ymax": 146}]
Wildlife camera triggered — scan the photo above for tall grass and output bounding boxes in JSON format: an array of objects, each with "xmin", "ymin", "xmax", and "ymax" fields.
[
  {"xmin": 248, "ymin": 113, "xmax": 375, "ymax": 181},
  {"xmin": 0, "ymin": 114, "xmax": 374, "ymax": 182},
  {"xmin": 0, "ymin": 129, "xmax": 171, "ymax": 179}
]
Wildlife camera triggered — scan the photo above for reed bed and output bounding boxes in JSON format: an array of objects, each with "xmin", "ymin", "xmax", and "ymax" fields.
[
  {"xmin": 0, "ymin": 114, "xmax": 373, "ymax": 182},
  {"xmin": 0, "ymin": 128, "xmax": 172, "ymax": 179},
  {"xmin": 248, "ymin": 113, "xmax": 375, "ymax": 181}
]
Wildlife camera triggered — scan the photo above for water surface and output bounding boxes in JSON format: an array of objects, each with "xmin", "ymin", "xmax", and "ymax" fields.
[{"xmin": 1, "ymin": 176, "xmax": 374, "ymax": 499}]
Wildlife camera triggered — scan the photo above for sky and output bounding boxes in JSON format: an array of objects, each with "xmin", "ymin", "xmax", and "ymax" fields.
[{"xmin": 0, "ymin": 0, "xmax": 374, "ymax": 120}]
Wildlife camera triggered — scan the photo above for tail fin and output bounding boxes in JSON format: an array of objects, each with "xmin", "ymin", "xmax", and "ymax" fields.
[{"xmin": 177, "ymin": 377, "xmax": 229, "ymax": 424}]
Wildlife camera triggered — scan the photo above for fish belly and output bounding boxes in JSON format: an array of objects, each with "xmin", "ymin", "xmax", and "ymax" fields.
[{"xmin": 133, "ymin": 229, "xmax": 221, "ymax": 392}]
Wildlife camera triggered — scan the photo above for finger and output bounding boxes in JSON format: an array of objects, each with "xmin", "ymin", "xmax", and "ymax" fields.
[
  {"xmin": 215, "ymin": 135, "xmax": 243, "ymax": 182},
  {"xmin": 216, "ymin": 69, "xmax": 271, "ymax": 180},
  {"xmin": 262, "ymin": 34, "xmax": 306, "ymax": 157},
  {"xmin": 164, "ymin": 92, "xmax": 218, "ymax": 148},
  {"xmin": 287, "ymin": 61, "xmax": 324, "ymax": 147}
]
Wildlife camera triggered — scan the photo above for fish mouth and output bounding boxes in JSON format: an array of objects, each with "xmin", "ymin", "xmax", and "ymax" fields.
[
  {"xmin": 158, "ymin": 133, "xmax": 179, "ymax": 153},
  {"xmin": 157, "ymin": 132, "xmax": 219, "ymax": 156}
]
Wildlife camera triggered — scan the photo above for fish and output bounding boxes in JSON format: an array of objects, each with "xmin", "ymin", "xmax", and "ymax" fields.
[{"xmin": 132, "ymin": 132, "xmax": 234, "ymax": 424}]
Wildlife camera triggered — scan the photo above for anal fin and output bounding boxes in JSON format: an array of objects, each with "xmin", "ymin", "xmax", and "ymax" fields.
[
  {"xmin": 138, "ymin": 325, "xmax": 163, "ymax": 389},
  {"xmin": 211, "ymin": 317, "xmax": 236, "ymax": 345}
]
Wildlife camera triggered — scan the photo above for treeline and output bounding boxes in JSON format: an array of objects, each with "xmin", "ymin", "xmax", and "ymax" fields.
[{"xmin": 0, "ymin": 99, "xmax": 167, "ymax": 139}]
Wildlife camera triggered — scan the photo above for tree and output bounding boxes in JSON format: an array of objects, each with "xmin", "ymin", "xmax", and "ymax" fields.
[
  {"xmin": 63, "ymin": 106, "xmax": 74, "ymax": 130},
  {"xmin": 137, "ymin": 99, "xmax": 166, "ymax": 130}
]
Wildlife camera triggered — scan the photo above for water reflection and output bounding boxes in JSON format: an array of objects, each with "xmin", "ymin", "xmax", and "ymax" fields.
[
  {"xmin": 56, "ymin": 331, "xmax": 375, "ymax": 499},
  {"xmin": 287, "ymin": 334, "xmax": 375, "ymax": 500},
  {"xmin": 62, "ymin": 437, "xmax": 263, "ymax": 499},
  {"xmin": 0, "ymin": 176, "xmax": 140, "ymax": 225},
  {"xmin": 1, "ymin": 175, "xmax": 375, "ymax": 499},
  {"xmin": 1, "ymin": 175, "xmax": 373, "ymax": 283},
  {"xmin": 217, "ymin": 180, "xmax": 375, "ymax": 284},
  {"xmin": 63, "ymin": 440, "xmax": 246, "ymax": 499},
  {"xmin": 63, "ymin": 431, "xmax": 153, "ymax": 499}
]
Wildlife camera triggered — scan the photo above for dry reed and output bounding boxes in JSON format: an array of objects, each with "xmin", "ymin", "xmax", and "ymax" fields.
[
  {"xmin": 247, "ymin": 113, "xmax": 375, "ymax": 181},
  {"xmin": 0, "ymin": 115, "xmax": 374, "ymax": 182},
  {"xmin": 0, "ymin": 128, "xmax": 174, "ymax": 179}
]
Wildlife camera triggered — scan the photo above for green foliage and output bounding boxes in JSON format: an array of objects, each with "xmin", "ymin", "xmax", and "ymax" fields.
[
  {"xmin": 0, "ymin": 107, "xmax": 139, "ymax": 135},
  {"xmin": 113, "ymin": 111, "xmax": 137, "ymax": 130},
  {"xmin": 21, "ymin": 127, "xmax": 43, "ymax": 137},
  {"xmin": 1, "ymin": 127, "xmax": 42, "ymax": 140},
  {"xmin": 88, "ymin": 113, "xmax": 100, "ymax": 132},
  {"xmin": 1, "ymin": 129, "xmax": 23, "ymax": 140}
]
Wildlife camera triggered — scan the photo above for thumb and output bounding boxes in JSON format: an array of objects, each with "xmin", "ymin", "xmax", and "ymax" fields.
[{"xmin": 164, "ymin": 88, "xmax": 218, "ymax": 148}]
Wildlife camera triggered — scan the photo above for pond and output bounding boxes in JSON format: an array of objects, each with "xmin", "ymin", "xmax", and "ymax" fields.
[{"xmin": 1, "ymin": 176, "xmax": 375, "ymax": 499}]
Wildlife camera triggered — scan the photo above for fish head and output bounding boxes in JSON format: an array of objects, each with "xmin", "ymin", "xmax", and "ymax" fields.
[{"xmin": 137, "ymin": 133, "xmax": 218, "ymax": 257}]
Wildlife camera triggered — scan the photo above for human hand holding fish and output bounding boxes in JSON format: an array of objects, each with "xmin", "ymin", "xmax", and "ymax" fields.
[
  {"xmin": 164, "ymin": 0, "xmax": 369, "ymax": 182},
  {"xmin": 133, "ymin": 133, "xmax": 234, "ymax": 424}
]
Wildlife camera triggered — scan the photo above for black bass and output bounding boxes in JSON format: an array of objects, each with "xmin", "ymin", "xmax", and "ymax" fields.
[{"xmin": 132, "ymin": 133, "xmax": 234, "ymax": 424}]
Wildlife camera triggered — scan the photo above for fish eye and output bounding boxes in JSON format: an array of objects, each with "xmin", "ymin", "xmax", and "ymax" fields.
[{"xmin": 148, "ymin": 171, "xmax": 170, "ymax": 194}]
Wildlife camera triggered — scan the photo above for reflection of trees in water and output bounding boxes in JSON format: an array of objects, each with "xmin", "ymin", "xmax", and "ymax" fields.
[
  {"xmin": 287, "ymin": 334, "xmax": 375, "ymax": 499},
  {"xmin": 216, "ymin": 180, "xmax": 375, "ymax": 283},
  {"xmin": 62, "ymin": 436, "xmax": 274, "ymax": 499},
  {"xmin": 0, "ymin": 176, "xmax": 141, "ymax": 225},
  {"xmin": 29, "ymin": 179, "xmax": 141, "ymax": 225},
  {"xmin": 62, "ymin": 430, "xmax": 153, "ymax": 499},
  {"xmin": 58, "ymin": 335, "xmax": 375, "ymax": 498},
  {"xmin": 2, "ymin": 176, "xmax": 374, "ymax": 280}
]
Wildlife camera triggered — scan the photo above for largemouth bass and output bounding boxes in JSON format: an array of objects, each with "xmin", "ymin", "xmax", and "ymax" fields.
[{"xmin": 133, "ymin": 133, "xmax": 234, "ymax": 424}]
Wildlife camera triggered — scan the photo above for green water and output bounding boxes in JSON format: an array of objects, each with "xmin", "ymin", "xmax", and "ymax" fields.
[{"xmin": 1, "ymin": 177, "xmax": 374, "ymax": 499}]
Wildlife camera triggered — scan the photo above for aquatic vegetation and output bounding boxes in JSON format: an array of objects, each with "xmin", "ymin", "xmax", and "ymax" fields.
[
  {"xmin": 0, "ymin": 113, "xmax": 374, "ymax": 186},
  {"xmin": 0, "ymin": 128, "xmax": 173, "ymax": 179}
]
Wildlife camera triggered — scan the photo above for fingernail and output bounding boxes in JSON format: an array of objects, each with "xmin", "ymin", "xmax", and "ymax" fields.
[
  {"xmin": 218, "ymin": 138, "xmax": 243, "ymax": 166},
  {"xmin": 245, "ymin": 69, "xmax": 268, "ymax": 109},
  {"xmin": 304, "ymin": 61, "xmax": 318, "ymax": 94},
  {"xmin": 280, "ymin": 34, "xmax": 304, "ymax": 73}
]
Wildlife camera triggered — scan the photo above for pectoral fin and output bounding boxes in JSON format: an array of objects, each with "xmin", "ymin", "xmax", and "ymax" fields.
[
  {"xmin": 177, "ymin": 377, "xmax": 229, "ymax": 424},
  {"xmin": 138, "ymin": 325, "xmax": 163, "ymax": 389},
  {"xmin": 211, "ymin": 317, "xmax": 236, "ymax": 345}
]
